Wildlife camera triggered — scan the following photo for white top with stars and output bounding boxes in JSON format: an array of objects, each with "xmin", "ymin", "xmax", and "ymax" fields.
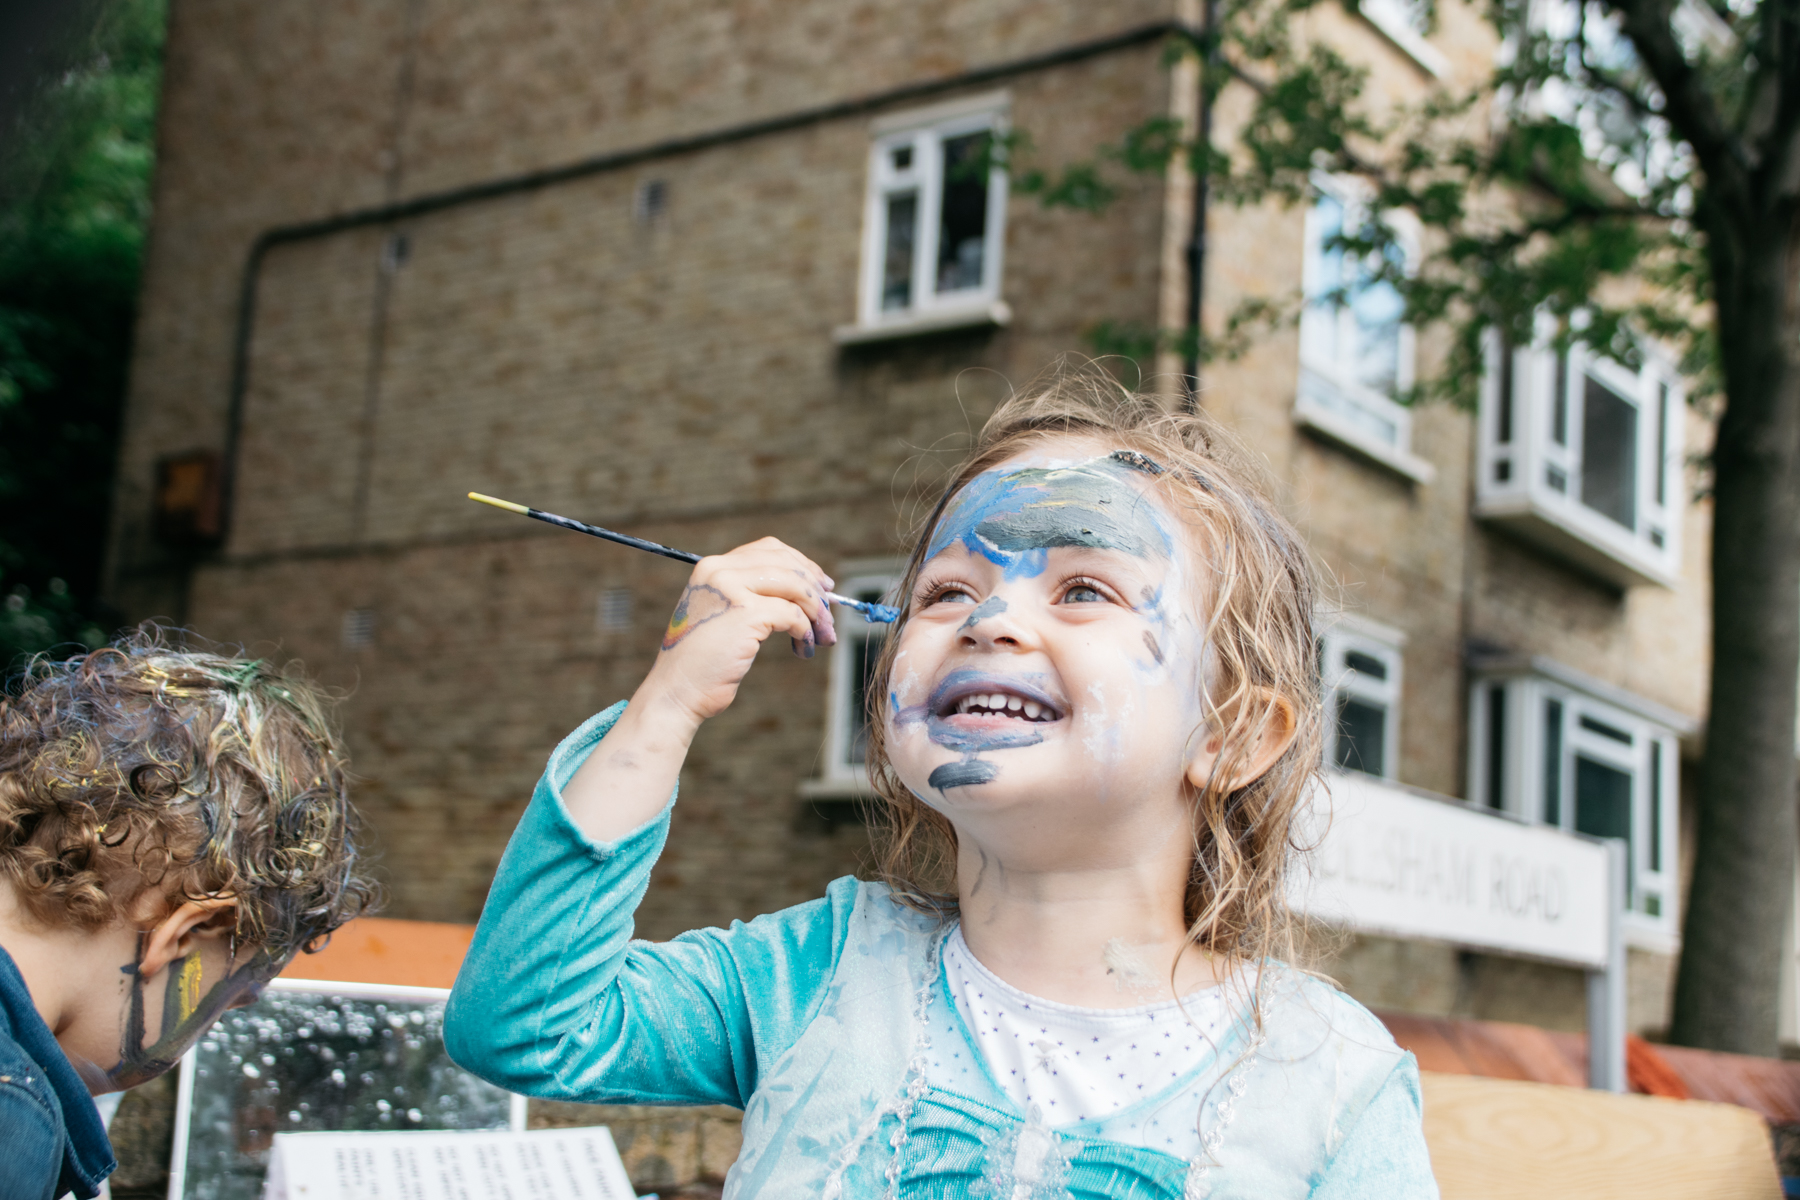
[{"xmin": 931, "ymin": 926, "xmax": 1230, "ymax": 1128}]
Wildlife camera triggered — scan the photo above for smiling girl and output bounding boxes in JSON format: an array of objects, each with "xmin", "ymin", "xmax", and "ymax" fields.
[{"xmin": 446, "ymin": 369, "xmax": 1437, "ymax": 1199}]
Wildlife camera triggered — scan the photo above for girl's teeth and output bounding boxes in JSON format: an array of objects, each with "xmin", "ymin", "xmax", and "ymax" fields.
[{"xmin": 952, "ymin": 691, "xmax": 1054, "ymax": 718}]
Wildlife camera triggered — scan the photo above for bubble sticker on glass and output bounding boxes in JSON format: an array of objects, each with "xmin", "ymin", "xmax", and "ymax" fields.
[{"xmin": 170, "ymin": 983, "xmax": 514, "ymax": 1200}]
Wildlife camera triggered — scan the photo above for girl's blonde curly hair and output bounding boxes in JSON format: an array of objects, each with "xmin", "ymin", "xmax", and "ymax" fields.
[
  {"xmin": 865, "ymin": 364, "xmax": 1322, "ymax": 968},
  {"xmin": 0, "ymin": 624, "xmax": 378, "ymax": 962}
]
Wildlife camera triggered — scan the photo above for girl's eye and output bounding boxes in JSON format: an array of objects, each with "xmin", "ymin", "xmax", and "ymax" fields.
[
  {"xmin": 923, "ymin": 584, "xmax": 976, "ymax": 606},
  {"xmin": 1061, "ymin": 582, "xmax": 1107, "ymax": 604}
]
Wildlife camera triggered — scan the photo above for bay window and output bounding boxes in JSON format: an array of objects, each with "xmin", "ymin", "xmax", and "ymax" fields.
[
  {"xmin": 1476, "ymin": 328, "xmax": 1683, "ymax": 587},
  {"xmin": 1469, "ymin": 657, "xmax": 1688, "ymax": 943}
]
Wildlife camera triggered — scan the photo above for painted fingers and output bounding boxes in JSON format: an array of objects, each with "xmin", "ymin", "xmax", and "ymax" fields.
[{"xmin": 646, "ymin": 538, "xmax": 836, "ymax": 726}]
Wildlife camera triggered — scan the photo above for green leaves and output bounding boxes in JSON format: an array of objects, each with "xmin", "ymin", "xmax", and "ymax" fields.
[
  {"xmin": 1005, "ymin": 0, "xmax": 1740, "ymax": 415},
  {"xmin": 0, "ymin": 0, "xmax": 167, "ymax": 671}
]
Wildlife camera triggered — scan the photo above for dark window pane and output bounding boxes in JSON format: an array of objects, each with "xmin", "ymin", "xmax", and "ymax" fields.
[
  {"xmin": 891, "ymin": 144, "xmax": 913, "ymax": 171},
  {"xmin": 936, "ymin": 133, "xmax": 989, "ymax": 294},
  {"xmin": 1649, "ymin": 744, "xmax": 1662, "ymax": 871},
  {"xmin": 1486, "ymin": 685, "xmax": 1507, "ymax": 809},
  {"xmin": 1578, "ymin": 714, "xmax": 1632, "ymax": 744},
  {"xmin": 1543, "ymin": 699, "xmax": 1563, "ymax": 826},
  {"xmin": 1581, "ymin": 373, "xmax": 1639, "ymax": 530},
  {"xmin": 881, "ymin": 191, "xmax": 917, "ymax": 310},
  {"xmin": 1344, "ymin": 650, "xmax": 1388, "ymax": 680},
  {"xmin": 1552, "ymin": 352, "xmax": 1569, "ymax": 445},
  {"xmin": 1496, "ymin": 341, "xmax": 1514, "ymax": 444},
  {"xmin": 1334, "ymin": 696, "xmax": 1387, "ymax": 777},
  {"xmin": 1655, "ymin": 382, "xmax": 1669, "ymax": 506},
  {"xmin": 1575, "ymin": 756, "xmax": 1633, "ymax": 902}
]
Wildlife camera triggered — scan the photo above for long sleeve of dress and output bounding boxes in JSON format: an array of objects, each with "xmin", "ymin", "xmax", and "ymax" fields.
[
  {"xmin": 444, "ymin": 702, "xmax": 857, "ymax": 1108},
  {"xmin": 1308, "ymin": 1056, "xmax": 1439, "ymax": 1199}
]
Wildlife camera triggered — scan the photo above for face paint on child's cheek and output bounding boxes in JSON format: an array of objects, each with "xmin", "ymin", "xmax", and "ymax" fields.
[
  {"xmin": 106, "ymin": 940, "xmax": 284, "ymax": 1090},
  {"xmin": 926, "ymin": 459, "xmax": 1176, "ymax": 578}
]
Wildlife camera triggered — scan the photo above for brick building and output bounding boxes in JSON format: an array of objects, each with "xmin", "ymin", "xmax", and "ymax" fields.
[{"xmin": 107, "ymin": 0, "xmax": 1737, "ymax": 1041}]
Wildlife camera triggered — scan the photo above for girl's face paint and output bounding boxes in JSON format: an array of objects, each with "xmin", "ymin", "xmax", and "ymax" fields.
[
  {"xmin": 886, "ymin": 445, "xmax": 1213, "ymax": 863},
  {"xmin": 104, "ymin": 935, "xmax": 286, "ymax": 1091}
]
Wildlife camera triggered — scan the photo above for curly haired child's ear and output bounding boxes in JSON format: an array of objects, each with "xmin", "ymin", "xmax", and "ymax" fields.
[
  {"xmin": 1185, "ymin": 692, "xmax": 1300, "ymax": 795},
  {"xmin": 135, "ymin": 896, "xmax": 241, "ymax": 979}
]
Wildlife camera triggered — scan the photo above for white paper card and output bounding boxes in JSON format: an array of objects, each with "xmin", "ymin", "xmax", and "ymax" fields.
[{"xmin": 262, "ymin": 1126, "xmax": 638, "ymax": 1200}]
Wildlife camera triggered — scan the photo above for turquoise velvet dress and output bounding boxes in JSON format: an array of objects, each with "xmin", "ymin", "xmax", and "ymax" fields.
[{"xmin": 445, "ymin": 704, "xmax": 1439, "ymax": 1199}]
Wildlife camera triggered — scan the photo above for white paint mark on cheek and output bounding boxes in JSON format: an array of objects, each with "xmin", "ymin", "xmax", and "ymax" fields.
[
  {"xmin": 1081, "ymin": 680, "xmax": 1121, "ymax": 762},
  {"xmin": 891, "ymin": 662, "xmax": 924, "ymax": 710}
]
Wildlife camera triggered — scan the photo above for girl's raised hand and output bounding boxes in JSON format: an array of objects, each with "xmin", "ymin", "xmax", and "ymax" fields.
[
  {"xmin": 561, "ymin": 537, "xmax": 834, "ymax": 844},
  {"xmin": 639, "ymin": 537, "xmax": 838, "ymax": 730}
]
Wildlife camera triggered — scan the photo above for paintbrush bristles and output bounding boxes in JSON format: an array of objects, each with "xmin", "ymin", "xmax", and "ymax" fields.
[{"xmin": 468, "ymin": 492, "xmax": 529, "ymax": 515}]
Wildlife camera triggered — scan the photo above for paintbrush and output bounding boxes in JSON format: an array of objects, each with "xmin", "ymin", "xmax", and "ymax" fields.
[{"xmin": 467, "ymin": 492, "xmax": 899, "ymax": 623}]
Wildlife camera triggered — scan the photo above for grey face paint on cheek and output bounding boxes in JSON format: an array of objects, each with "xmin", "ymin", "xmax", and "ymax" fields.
[
  {"xmin": 957, "ymin": 595, "xmax": 1007, "ymax": 632},
  {"xmin": 107, "ymin": 940, "xmax": 283, "ymax": 1090},
  {"xmin": 1143, "ymin": 631, "xmax": 1166, "ymax": 666}
]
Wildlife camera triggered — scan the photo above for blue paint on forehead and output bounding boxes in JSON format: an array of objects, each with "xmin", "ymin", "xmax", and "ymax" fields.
[{"xmin": 926, "ymin": 457, "xmax": 1175, "ymax": 579}]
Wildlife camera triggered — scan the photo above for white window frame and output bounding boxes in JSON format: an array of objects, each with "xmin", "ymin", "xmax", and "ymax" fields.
[
  {"xmin": 838, "ymin": 92, "xmax": 1011, "ymax": 344},
  {"xmin": 1468, "ymin": 658, "xmax": 1686, "ymax": 947},
  {"xmin": 1319, "ymin": 614, "xmax": 1406, "ymax": 781},
  {"xmin": 1294, "ymin": 175, "xmax": 1435, "ymax": 483},
  {"xmin": 1358, "ymin": 0, "xmax": 1450, "ymax": 78},
  {"xmin": 804, "ymin": 566, "xmax": 902, "ymax": 797},
  {"xmin": 1475, "ymin": 320, "xmax": 1684, "ymax": 588}
]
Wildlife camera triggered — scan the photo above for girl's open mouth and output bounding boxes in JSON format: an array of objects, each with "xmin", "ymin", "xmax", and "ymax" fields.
[{"xmin": 936, "ymin": 681, "xmax": 1063, "ymax": 723}]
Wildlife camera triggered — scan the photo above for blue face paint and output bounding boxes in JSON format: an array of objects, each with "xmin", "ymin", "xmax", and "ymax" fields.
[
  {"xmin": 890, "ymin": 668, "xmax": 1057, "ymax": 759},
  {"xmin": 926, "ymin": 458, "xmax": 1176, "ymax": 580}
]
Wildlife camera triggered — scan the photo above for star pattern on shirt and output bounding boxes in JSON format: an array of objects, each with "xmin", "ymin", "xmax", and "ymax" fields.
[{"xmin": 925, "ymin": 928, "xmax": 1229, "ymax": 1139}]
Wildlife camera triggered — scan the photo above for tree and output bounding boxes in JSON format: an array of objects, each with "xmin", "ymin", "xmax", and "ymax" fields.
[
  {"xmin": 0, "ymin": 0, "xmax": 167, "ymax": 670},
  {"xmin": 1006, "ymin": 0, "xmax": 1798, "ymax": 1053}
]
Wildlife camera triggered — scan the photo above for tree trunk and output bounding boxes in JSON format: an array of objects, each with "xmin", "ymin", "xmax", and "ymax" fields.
[{"xmin": 1669, "ymin": 194, "xmax": 1800, "ymax": 1055}]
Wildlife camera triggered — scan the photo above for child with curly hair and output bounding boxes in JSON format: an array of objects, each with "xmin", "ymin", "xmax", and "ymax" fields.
[
  {"xmin": 448, "ymin": 368, "xmax": 1436, "ymax": 1198},
  {"xmin": 0, "ymin": 629, "xmax": 377, "ymax": 1200}
]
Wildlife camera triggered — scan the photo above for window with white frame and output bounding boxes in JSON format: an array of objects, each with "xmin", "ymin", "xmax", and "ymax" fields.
[
  {"xmin": 849, "ymin": 95, "xmax": 1009, "ymax": 335},
  {"xmin": 1469, "ymin": 662, "xmax": 1682, "ymax": 939},
  {"xmin": 1319, "ymin": 617, "xmax": 1405, "ymax": 780},
  {"xmin": 1295, "ymin": 178, "xmax": 1431, "ymax": 480},
  {"xmin": 812, "ymin": 570, "xmax": 901, "ymax": 792},
  {"xmin": 1357, "ymin": 0, "xmax": 1450, "ymax": 77},
  {"xmin": 1475, "ymin": 326, "xmax": 1683, "ymax": 588}
]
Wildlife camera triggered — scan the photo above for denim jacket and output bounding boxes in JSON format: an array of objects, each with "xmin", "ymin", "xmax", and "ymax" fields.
[
  {"xmin": 0, "ymin": 947, "xmax": 114, "ymax": 1200},
  {"xmin": 446, "ymin": 703, "xmax": 1437, "ymax": 1199}
]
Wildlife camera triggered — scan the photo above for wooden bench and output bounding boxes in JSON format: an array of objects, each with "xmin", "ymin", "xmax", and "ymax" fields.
[{"xmin": 1423, "ymin": 1071, "xmax": 1782, "ymax": 1199}]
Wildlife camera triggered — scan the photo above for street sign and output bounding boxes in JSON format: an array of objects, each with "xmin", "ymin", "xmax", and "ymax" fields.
[{"xmin": 1292, "ymin": 770, "xmax": 1611, "ymax": 970}]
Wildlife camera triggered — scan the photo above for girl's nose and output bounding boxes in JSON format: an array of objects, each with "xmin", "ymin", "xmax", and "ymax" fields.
[{"xmin": 956, "ymin": 595, "xmax": 1036, "ymax": 650}]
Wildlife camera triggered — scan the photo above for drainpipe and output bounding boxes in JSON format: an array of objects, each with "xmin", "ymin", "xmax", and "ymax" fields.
[{"xmin": 1183, "ymin": 0, "xmax": 1219, "ymax": 412}]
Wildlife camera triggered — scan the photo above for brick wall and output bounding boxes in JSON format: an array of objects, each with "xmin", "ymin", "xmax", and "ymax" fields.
[{"xmin": 111, "ymin": 0, "xmax": 1711, "ymax": 1031}]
